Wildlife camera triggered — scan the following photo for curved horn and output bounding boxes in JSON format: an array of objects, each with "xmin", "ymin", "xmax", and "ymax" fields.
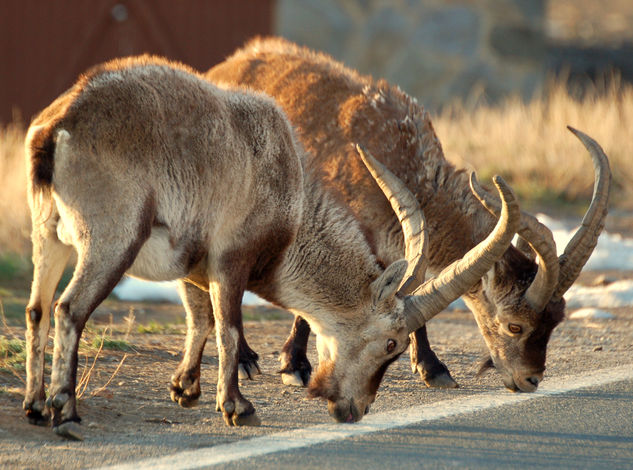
[
  {"xmin": 551, "ymin": 127, "xmax": 611, "ymax": 300},
  {"xmin": 403, "ymin": 176, "xmax": 520, "ymax": 333},
  {"xmin": 469, "ymin": 127, "xmax": 612, "ymax": 309},
  {"xmin": 470, "ymin": 173, "xmax": 559, "ymax": 312},
  {"xmin": 355, "ymin": 145, "xmax": 428, "ymax": 295}
]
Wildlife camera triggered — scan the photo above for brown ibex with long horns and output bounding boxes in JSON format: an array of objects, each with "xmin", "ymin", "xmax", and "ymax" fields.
[
  {"xmin": 204, "ymin": 37, "xmax": 611, "ymax": 393},
  {"xmin": 23, "ymin": 55, "xmax": 520, "ymax": 439}
]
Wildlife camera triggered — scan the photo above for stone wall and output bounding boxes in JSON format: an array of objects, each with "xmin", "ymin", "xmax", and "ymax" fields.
[{"xmin": 275, "ymin": 0, "xmax": 546, "ymax": 109}]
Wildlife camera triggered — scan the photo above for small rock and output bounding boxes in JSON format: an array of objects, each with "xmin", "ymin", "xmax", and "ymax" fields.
[
  {"xmin": 93, "ymin": 389, "xmax": 114, "ymax": 399},
  {"xmin": 87, "ymin": 422, "xmax": 99, "ymax": 428},
  {"xmin": 591, "ymin": 274, "xmax": 615, "ymax": 286},
  {"xmin": 593, "ymin": 346, "xmax": 603, "ymax": 352}
]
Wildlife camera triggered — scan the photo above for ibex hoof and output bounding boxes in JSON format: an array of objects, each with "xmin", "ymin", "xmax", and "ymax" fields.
[
  {"xmin": 219, "ymin": 399, "xmax": 260, "ymax": 426},
  {"xmin": 178, "ymin": 395, "xmax": 199, "ymax": 408},
  {"xmin": 25, "ymin": 408, "xmax": 49, "ymax": 426},
  {"xmin": 53, "ymin": 421, "xmax": 84, "ymax": 441},
  {"xmin": 281, "ymin": 372, "xmax": 305, "ymax": 387},
  {"xmin": 169, "ymin": 374, "xmax": 201, "ymax": 408},
  {"xmin": 418, "ymin": 365, "xmax": 459, "ymax": 389},
  {"xmin": 47, "ymin": 392, "xmax": 70, "ymax": 410},
  {"xmin": 238, "ymin": 362, "xmax": 261, "ymax": 380},
  {"xmin": 170, "ymin": 388, "xmax": 200, "ymax": 408},
  {"xmin": 229, "ymin": 409, "xmax": 261, "ymax": 427}
]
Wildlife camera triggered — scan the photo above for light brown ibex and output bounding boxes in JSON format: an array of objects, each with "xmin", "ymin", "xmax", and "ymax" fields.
[
  {"xmin": 23, "ymin": 55, "xmax": 520, "ymax": 439},
  {"xmin": 204, "ymin": 37, "xmax": 611, "ymax": 392}
]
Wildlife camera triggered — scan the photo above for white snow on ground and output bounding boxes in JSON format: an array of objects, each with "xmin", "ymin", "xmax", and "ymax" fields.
[
  {"xmin": 568, "ymin": 308, "xmax": 615, "ymax": 320},
  {"xmin": 112, "ymin": 215, "xmax": 633, "ymax": 315},
  {"xmin": 537, "ymin": 214, "xmax": 633, "ymax": 271},
  {"xmin": 112, "ymin": 279, "xmax": 268, "ymax": 306},
  {"xmin": 565, "ymin": 280, "xmax": 633, "ymax": 309}
]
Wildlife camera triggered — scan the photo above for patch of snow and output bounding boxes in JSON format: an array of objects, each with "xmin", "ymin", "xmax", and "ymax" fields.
[
  {"xmin": 112, "ymin": 278, "xmax": 269, "ymax": 306},
  {"xmin": 446, "ymin": 297, "xmax": 467, "ymax": 311},
  {"xmin": 568, "ymin": 308, "xmax": 615, "ymax": 320},
  {"xmin": 565, "ymin": 279, "xmax": 633, "ymax": 309},
  {"xmin": 537, "ymin": 214, "xmax": 633, "ymax": 271}
]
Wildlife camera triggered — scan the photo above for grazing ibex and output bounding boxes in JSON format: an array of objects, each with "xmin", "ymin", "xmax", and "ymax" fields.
[
  {"xmin": 23, "ymin": 55, "xmax": 520, "ymax": 439},
  {"xmin": 205, "ymin": 37, "xmax": 611, "ymax": 392}
]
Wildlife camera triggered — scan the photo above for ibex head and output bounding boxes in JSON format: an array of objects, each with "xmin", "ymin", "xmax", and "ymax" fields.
[
  {"xmin": 467, "ymin": 127, "xmax": 611, "ymax": 392},
  {"xmin": 308, "ymin": 146, "xmax": 521, "ymax": 422}
]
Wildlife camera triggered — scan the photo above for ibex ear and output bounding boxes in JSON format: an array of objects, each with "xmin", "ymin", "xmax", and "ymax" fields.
[{"xmin": 371, "ymin": 259, "xmax": 408, "ymax": 305}]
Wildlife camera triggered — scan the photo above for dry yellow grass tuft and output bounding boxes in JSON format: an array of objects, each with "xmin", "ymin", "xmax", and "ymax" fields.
[
  {"xmin": 0, "ymin": 121, "xmax": 30, "ymax": 257},
  {"xmin": 434, "ymin": 77, "xmax": 633, "ymax": 208}
]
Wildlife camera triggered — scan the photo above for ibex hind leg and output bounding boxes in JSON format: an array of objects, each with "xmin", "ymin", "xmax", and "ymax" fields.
[
  {"xmin": 47, "ymin": 223, "xmax": 150, "ymax": 440},
  {"xmin": 24, "ymin": 222, "xmax": 72, "ymax": 425}
]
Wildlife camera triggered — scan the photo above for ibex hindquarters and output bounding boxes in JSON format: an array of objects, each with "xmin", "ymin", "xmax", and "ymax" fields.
[{"xmin": 23, "ymin": 56, "xmax": 304, "ymax": 437}]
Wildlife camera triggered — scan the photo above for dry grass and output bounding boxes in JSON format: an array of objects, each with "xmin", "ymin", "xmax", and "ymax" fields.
[
  {"xmin": 0, "ymin": 121, "xmax": 30, "ymax": 257},
  {"xmin": 0, "ymin": 77, "xmax": 631, "ymax": 263},
  {"xmin": 434, "ymin": 77, "xmax": 633, "ymax": 208},
  {"xmin": 76, "ymin": 326, "xmax": 129, "ymax": 400}
]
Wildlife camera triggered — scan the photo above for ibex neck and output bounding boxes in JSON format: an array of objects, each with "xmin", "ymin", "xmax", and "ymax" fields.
[
  {"xmin": 416, "ymin": 168, "xmax": 499, "ymax": 271},
  {"xmin": 274, "ymin": 175, "xmax": 380, "ymax": 323}
]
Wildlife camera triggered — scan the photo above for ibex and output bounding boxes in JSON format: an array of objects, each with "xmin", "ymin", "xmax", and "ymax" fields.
[
  {"xmin": 204, "ymin": 37, "xmax": 611, "ymax": 392},
  {"xmin": 23, "ymin": 55, "xmax": 520, "ymax": 439}
]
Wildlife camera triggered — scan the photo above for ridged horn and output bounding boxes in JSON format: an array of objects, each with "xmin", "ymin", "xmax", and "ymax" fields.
[
  {"xmin": 355, "ymin": 145, "xmax": 428, "ymax": 295},
  {"xmin": 403, "ymin": 176, "xmax": 520, "ymax": 333},
  {"xmin": 551, "ymin": 127, "xmax": 611, "ymax": 301},
  {"xmin": 469, "ymin": 127, "xmax": 612, "ymax": 310},
  {"xmin": 470, "ymin": 173, "xmax": 559, "ymax": 312}
]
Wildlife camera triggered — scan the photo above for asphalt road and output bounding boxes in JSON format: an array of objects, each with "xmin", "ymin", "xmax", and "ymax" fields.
[
  {"xmin": 218, "ymin": 380, "xmax": 633, "ymax": 470},
  {"xmin": 100, "ymin": 366, "xmax": 633, "ymax": 470}
]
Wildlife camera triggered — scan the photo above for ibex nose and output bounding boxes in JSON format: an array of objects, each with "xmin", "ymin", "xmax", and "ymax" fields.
[
  {"xmin": 514, "ymin": 373, "xmax": 542, "ymax": 392},
  {"xmin": 526, "ymin": 376, "xmax": 540, "ymax": 387}
]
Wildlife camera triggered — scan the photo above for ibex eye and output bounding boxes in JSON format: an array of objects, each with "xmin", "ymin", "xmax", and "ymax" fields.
[
  {"xmin": 386, "ymin": 339, "xmax": 397, "ymax": 353},
  {"xmin": 508, "ymin": 323, "xmax": 522, "ymax": 334}
]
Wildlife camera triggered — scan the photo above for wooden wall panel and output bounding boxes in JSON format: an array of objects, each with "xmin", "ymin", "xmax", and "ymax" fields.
[{"xmin": 0, "ymin": 0, "xmax": 274, "ymax": 123}]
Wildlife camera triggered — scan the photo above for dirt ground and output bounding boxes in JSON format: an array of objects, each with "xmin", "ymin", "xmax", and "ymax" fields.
[
  {"xmin": 1, "ymin": 286, "xmax": 633, "ymax": 468},
  {"xmin": 1, "ymin": 215, "xmax": 632, "ymax": 469}
]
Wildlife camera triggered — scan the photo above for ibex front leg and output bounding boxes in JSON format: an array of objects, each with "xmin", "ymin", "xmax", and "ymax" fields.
[
  {"xmin": 173, "ymin": 280, "xmax": 261, "ymax": 407},
  {"xmin": 410, "ymin": 326, "xmax": 458, "ymax": 388},
  {"xmin": 279, "ymin": 316, "xmax": 312, "ymax": 387},
  {"xmin": 209, "ymin": 274, "xmax": 260, "ymax": 426},
  {"xmin": 171, "ymin": 280, "xmax": 213, "ymax": 407}
]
